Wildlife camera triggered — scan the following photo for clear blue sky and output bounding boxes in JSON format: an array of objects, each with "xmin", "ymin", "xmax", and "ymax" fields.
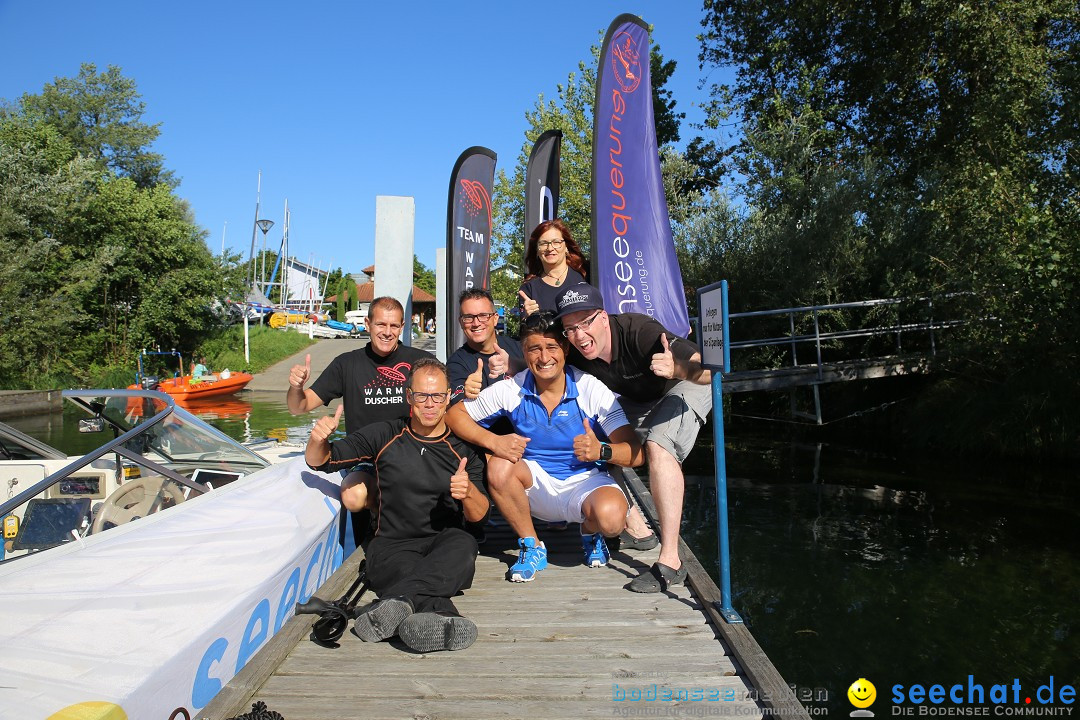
[{"xmin": 0, "ymin": 1, "xmax": 723, "ymax": 276}]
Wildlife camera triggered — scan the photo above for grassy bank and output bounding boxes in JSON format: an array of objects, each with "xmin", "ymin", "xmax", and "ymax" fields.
[
  {"xmin": 197, "ymin": 325, "xmax": 317, "ymax": 375},
  {"xmin": 20, "ymin": 325, "xmax": 318, "ymax": 391}
]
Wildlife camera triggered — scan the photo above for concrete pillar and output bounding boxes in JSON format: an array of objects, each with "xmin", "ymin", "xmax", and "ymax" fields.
[{"xmin": 373, "ymin": 196, "xmax": 416, "ymax": 345}]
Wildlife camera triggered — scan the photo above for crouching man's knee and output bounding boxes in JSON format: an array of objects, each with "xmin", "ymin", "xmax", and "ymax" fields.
[
  {"xmin": 485, "ymin": 456, "xmax": 517, "ymax": 492},
  {"xmin": 340, "ymin": 470, "xmax": 375, "ymax": 512},
  {"xmin": 584, "ymin": 487, "xmax": 629, "ymax": 537}
]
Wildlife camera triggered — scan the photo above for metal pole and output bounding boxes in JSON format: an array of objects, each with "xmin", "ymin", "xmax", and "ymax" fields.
[
  {"xmin": 712, "ymin": 280, "xmax": 742, "ymax": 624},
  {"xmin": 813, "ymin": 309, "xmax": 823, "ymax": 381},
  {"xmin": 712, "ymin": 373, "xmax": 742, "ymax": 623},
  {"xmin": 929, "ymin": 298, "xmax": 937, "ymax": 356},
  {"xmin": 249, "ymin": 172, "xmax": 261, "ymax": 290},
  {"xmin": 789, "ymin": 311, "xmax": 798, "ymax": 366}
]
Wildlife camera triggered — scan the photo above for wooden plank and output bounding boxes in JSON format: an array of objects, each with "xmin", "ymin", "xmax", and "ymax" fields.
[
  {"xmin": 199, "ymin": 548, "xmax": 367, "ymax": 720},
  {"xmin": 234, "ymin": 698, "xmax": 760, "ymax": 720},
  {"xmin": 254, "ymin": 674, "xmax": 752, "ymax": 698}
]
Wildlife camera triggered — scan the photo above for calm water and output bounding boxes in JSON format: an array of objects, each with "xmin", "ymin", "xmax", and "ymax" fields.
[{"xmin": 11, "ymin": 395, "xmax": 1079, "ymax": 714}]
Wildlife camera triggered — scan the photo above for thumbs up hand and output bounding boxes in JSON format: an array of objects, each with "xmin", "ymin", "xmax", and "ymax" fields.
[
  {"xmin": 574, "ymin": 417, "xmax": 602, "ymax": 462},
  {"xmin": 450, "ymin": 457, "xmax": 471, "ymax": 500},
  {"xmin": 488, "ymin": 344, "xmax": 510, "ymax": 379},
  {"xmin": 649, "ymin": 334, "xmax": 676, "ymax": 379},
  {"xmin": 464, "ymin": 357, "xmax": 484, "ymax": 399},
  {"xmin": 518, "ymin": 290, "xmax": 540, "ymax": 317},
  {"xmin": 289, "ymin": 353, "xmax": 312, "ymax": 389},
  {"xmin": 311, "ymin": 404, "xmax": 343, "ymax": 444}
]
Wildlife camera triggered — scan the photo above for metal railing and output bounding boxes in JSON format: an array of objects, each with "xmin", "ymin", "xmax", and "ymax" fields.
[{"xmin": 725, "ymin": 295, "xmax": 966, "ymax": 377}]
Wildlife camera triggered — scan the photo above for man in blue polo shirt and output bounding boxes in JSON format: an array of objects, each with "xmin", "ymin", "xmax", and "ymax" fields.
[{"xmin": 446, "ymin": 312, "xmax": 643, "ymax": 583}]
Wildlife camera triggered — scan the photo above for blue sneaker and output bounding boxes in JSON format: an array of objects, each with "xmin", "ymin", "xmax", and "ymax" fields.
[
  {"xmin": 582, "ymin": 533, "xmax": 610, "ymax": 568},
  {"xmin": 510, "ymin": 537, "xmax": 547, "ymax": 582}
]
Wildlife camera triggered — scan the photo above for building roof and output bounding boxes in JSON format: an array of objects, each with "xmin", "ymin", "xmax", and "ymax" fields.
[
  {"xmin": 326, "ymin": 282, "xmax": 435, "ymax": 304},
  {"xmin": 285, "ymin": 257, "xmax": 328, "ymax": 276}
]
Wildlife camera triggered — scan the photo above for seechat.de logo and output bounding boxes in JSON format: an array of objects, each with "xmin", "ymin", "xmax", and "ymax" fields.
[{"xmin": 849, "ymin": 678, "xmax": 877, "ymax": 717}]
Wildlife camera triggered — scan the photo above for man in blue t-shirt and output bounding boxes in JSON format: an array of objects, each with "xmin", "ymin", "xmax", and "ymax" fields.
[{"xmin": 446, "ymin": 313, "xmax": 643, "ymax": 583}]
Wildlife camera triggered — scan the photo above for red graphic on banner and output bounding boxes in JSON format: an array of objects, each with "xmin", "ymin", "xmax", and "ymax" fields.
[
  {"xmin": 611, "ymin": 31, "xmax": 642, "ymax": 93},
  {"xmin": 458, "ymin": 179, "xmax": 489, "ymax": 218}
]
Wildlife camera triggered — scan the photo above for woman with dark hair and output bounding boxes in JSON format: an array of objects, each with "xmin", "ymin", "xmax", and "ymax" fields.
[{"xmin": 517, "ymin": 219, "xmax": 589, "ymax": 317}]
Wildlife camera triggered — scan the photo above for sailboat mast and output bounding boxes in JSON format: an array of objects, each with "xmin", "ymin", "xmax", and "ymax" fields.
[{"xmin": 249, "ymin": 172, "xmax": 261, "ymax": 290}]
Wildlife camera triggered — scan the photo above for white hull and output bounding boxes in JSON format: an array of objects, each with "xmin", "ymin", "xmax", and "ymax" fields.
[{"xmin": 0, "ymin": 457, "xmax": 343, "ymax": 719}]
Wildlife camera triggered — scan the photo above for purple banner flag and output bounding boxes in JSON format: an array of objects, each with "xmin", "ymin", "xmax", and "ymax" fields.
[
  {"xmin": 446, "ymin": 146, "xmax": 497, "ymax": 358},
  {"xmin": 524, "ymin": 129, "xmax": 562, "ymax": 268},
  {"xmin": 591, "ymin": 14, "xmax": 690, "ymax": 337}
]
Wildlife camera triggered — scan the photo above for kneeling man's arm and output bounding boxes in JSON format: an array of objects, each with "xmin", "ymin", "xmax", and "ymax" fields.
[
  {"xmin": 608, "ymin": 425, "xmax": 645, "ymax": 467},
  {"xmin": 446, "ymin": 402, "xmax": 530, "ymax": 464},
  {"xmin": 574, "ymin": 419, "xmax": 644, "ymax": 468}
]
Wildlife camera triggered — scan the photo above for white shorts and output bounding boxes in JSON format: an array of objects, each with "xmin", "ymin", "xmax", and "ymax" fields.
[{"xmin": 522, "ymin": 459, "xmax": 623, "ymax": 524}]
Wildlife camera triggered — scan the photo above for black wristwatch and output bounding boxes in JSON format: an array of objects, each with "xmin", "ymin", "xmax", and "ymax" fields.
[{"xmin": 598, "ymin": 442, "xmax": 613, "ymax": 462}]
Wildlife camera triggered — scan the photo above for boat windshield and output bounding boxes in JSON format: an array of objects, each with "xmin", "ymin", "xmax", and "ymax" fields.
[{"xmin": 0, "ymin": 390, "xmax": 273, "ymax": 562}]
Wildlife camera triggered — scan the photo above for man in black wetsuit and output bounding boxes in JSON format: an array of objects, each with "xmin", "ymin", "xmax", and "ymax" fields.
[
  {"xmin": 289, "ymin": 296, "xmax": 434, "ymax": 547},
  {"xmin": 305, "ymin": 357, "xmax": 488, "ymax": 652}
]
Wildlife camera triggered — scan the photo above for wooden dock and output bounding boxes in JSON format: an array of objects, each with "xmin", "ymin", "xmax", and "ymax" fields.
[
  {"xmin": 205, "ymin": 474, "xmax": 808, "ymax": 720},
  {"xmin": 721, "ymin": 355, "xmax": 930, "ymax": 394}
]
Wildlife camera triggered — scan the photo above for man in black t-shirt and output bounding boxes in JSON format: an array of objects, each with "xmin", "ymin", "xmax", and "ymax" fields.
[
  {"xmin": 288, "ymin": 296, "xmax": 433, "ymax": 432},
  {"xmin": 306, "ymin": 358, "xmax": 488, "ymax": 653},
  {"xmin": 556, "ymin": 284, "xmax": 713, "ymax": 595},
  {"xmin": 447, "ymin": 288, "xmax": 524, "ymax": 406},
  {"xmin": 288, "ymin": 296, "xmax": 434, "ymax": 546}
]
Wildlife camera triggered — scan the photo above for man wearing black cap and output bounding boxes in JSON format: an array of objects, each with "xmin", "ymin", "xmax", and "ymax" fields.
[{"xmin": 555, "ymin": 283, "xmax": 712, "ymax": 593}]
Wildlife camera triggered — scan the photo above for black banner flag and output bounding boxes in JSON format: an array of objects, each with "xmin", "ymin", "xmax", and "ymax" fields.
[
  {"xmin": 446, "ymin": 146, "xmax": 497, "ymax": 357},
  {"xmin": 523, "ymin": 129, "xmax": 562, "ymax": 267}
]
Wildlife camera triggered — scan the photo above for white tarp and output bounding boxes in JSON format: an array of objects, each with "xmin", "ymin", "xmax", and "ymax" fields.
[{"xmin": 0, "ymin": 457, "xmax": 344, "ymax": 720}]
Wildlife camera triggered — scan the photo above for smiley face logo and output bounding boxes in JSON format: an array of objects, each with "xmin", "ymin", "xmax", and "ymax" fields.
[{"xmin": 848, "ymin": 678, "xmax": 877, "ymax": 709}]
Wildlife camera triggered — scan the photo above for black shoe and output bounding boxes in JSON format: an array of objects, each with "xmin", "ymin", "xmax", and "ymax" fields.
[
  {"xmin": 350, "ymin": 597, "xmax": 413, "ymax": 642},
  {"xmin": 627, "ymin": 562, "xmax": 687, "ymax": 593},
  {"xmin": 616, "ymin": 529, "xmax": 659, "ymax": 551},
  {"xmin": 398, "ymin": 612, "xmax": 477, "ymax": 652}
]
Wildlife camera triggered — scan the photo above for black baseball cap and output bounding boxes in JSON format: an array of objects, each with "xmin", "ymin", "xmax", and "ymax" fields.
[{"xmin": 555, "ymin": 283, "xmax": 605, "ymax": 320}]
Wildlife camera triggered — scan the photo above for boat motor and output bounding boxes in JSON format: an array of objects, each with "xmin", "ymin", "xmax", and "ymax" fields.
[
  {"xmin": 294, "ymin": 559, "xmax": 367, "ymax": 646},
  {"xmin": 140, "ymin": 375, "xmax": 160, "ymax": 391}
]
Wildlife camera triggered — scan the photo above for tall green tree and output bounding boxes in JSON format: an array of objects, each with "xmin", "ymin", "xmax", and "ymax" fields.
[
  {"xmin": 413, "ymin": 255, "xmax": 436, "ymax": 295},
  {"xmin": 66, "ymin": 177, "xmax": 223, "ymax": 358},
  {"xmin": 700, "ymin": 0, "xmax": 1080, "ymax": 457},
  {"xmin": 0, "ymin": 124, "xmax": 96, "ymax": 385},
  {"xmin": 9, "ymin": 63, "xmax": 173, "ymax": 188},
  {"xmin": 0, "ymin": 66, "xmax": 239, "ymax": 387}
]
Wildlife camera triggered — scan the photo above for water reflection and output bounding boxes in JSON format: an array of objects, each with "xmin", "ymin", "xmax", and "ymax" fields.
[{"xmin": 684, "ymin": 438, "xmax": 1080, "ymax": 715}]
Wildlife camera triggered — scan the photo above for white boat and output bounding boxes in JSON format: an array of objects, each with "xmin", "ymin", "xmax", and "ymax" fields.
[
  {"xmin": 0, "ymin": 390, "xmax": 344, "ymax": 719},
  {"xmin": 285, "ymin": 321, "xmax": 354, "ymax": 339}
]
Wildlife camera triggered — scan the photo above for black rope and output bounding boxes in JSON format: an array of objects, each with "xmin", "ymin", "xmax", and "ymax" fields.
[{"xmin": 225, "ymin": 701, "xmax": 285, "ymax": 720}]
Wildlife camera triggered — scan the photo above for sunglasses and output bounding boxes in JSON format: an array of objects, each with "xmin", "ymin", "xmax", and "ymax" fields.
[{"xmin": 522, "ymin": 311, "xmax": 559, "ymax": 332}]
